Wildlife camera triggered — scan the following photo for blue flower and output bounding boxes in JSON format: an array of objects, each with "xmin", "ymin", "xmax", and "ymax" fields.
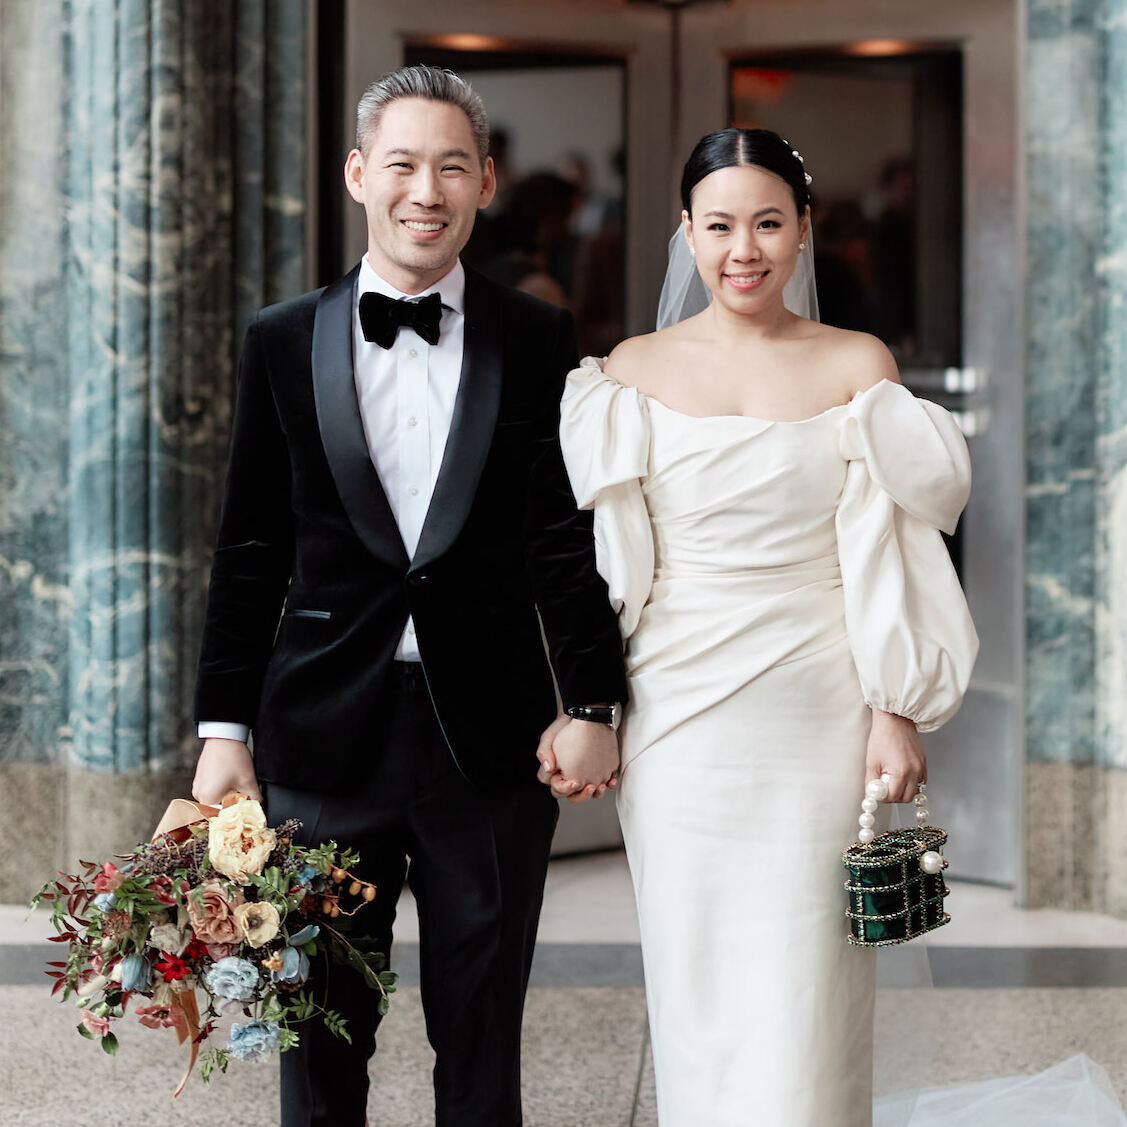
[
  {"xmin": 270, "ymin": 945, "xmax": 310, "ymax": 986},
  {"xmin": 119, "ymin": 953, "xmax": 152, "ymax": 993},
  {"xmin": 202, "ymin": 956, "xmax": 260, "ymax": 1003},
  {"xmin": 226, "ymin": 1019, "xmax": 281, "ymax": 1062},
  {"xmin": 93, "ymin": 892, "xmax": 117, "ymax": 912},
  {"xmin": 294, "ymin": 863, "xmax": 322, "ymax": 887},
  {"xmin": 288, "ymin": 924, "xmax": 319, "ymax": 947}
]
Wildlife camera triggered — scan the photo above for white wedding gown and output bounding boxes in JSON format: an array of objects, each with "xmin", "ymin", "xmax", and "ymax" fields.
[{"xmin": 560, "ymin": 360, "xmax": 983, "ymax": 1127}]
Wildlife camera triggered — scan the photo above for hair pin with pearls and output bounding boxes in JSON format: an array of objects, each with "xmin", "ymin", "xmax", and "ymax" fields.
[{"xmin": 784, "ymin": 140, "xmax": 815, "ymax": 187}]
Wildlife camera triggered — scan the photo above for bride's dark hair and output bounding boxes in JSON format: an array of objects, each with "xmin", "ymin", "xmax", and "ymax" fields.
[{"xmin": 680, "ymin": 128, "xmax": 811, "ymax": 216}]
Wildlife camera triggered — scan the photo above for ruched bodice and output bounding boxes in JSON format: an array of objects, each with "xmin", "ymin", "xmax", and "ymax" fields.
[
  {"xmin": 644, "ymin": 399, "xmax": 847, "ymax": 575},
  {"xmin": 559, "ymin": 355, "xmax": 978, "ymax": 1127}
]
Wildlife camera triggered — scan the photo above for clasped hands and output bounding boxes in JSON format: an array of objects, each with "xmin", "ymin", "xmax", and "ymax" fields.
[{"xmin": 535, "ymin": 714, "xmax": 620, "ymax": 803}]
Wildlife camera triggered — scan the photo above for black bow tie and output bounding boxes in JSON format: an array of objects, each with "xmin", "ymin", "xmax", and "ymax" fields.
[{"xmin": 359, "ymin": 290, "xmax": 444, "ymax": 349}]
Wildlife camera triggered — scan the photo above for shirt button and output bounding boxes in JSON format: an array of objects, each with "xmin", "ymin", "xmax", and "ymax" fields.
[
  {"xmin": 407, "ymin": 624, "xmax": 416, "ymax": 635},
  {"xmin": 407, "ymin": 416, "xmax": 418, "ymax": 428},
  {"xmin": 408, "ymin": 486, "xmax": 419, "ymax": 497},
  {"xmin": 408, "ymin": 348, "xmax": 418, "ymax": 359}
]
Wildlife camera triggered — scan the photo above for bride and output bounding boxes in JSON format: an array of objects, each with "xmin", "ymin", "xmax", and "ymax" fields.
[
  {"xmin": 545, "ymin": 127, "xmax": 977, "ymax": 1126},
  {"xmin": 545, "ymin": 126, "xmax": 1127, "ymax": 1126}
]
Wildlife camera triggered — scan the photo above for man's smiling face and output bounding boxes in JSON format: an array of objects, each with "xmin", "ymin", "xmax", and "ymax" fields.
[{"xmin": 345, "ymin": 97, "xmax": 495, "ymax": 294}]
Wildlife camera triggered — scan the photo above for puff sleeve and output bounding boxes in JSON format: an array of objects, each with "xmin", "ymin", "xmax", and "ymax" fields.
[
  {"xmin": 836, "ymin": 380, "xmax": 978, "ymax": 731},
  {"xmin": 560, "ymin": 357, "xmax": 653, "ymax": 640}
]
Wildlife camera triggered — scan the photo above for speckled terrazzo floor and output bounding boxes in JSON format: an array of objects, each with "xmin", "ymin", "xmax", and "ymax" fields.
[{"xmin": 4, "ymin": 852, "xmax": 1127, "ymax": 1126}]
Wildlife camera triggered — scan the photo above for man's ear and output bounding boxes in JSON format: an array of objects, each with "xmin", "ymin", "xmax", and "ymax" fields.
[
  {"xmin": 478, "ymin": 155, "xmax": 497, "ymax": 210},
  {"xmin": 344, "ymin": 149, "xmax": 366, "ymax": 204}
]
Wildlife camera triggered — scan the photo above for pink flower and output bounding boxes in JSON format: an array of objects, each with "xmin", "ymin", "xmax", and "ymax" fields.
[
  {"xmin": 206, "ymin": 942, "xmax": 236, "ymax": 960},
  {"xmin": 93, "ymin": 863, "xmax": 123, "ymax": 895},
  {"xmin": 185, "ymin": 881, "xmax": 245, "ymax": 945},
  {"xmin": 147, "ymin": 875, "xmax": 178, "ymax": 906},
  {"xmin": 80, "ymin": 1009, "xmax": 112, "ymax": 1038},
  {"xmin": 135, "ymin": 1003, "xmax": 185, "ymax": 1030},
  {"xmin": 101, "ymin": 911, "xmax": 133, "ymax": 942}
]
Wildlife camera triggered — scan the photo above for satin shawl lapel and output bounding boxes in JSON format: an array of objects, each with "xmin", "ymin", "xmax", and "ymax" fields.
[
  {"xmin": 311, "ymin": 266, "xmax": 410, "ymax": 572},
  {"xmin": 411, "ymin": 267, "xmax": 503, "ymax": 573}
]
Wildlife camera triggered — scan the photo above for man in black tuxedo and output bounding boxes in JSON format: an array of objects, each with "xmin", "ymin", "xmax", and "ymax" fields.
[{"xmin": 192, "ymin": 65, "xmax": 626, "ymax": 1127}]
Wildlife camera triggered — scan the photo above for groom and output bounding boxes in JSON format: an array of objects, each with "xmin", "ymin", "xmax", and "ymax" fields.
[{"xmin": 191, "ymin": 66, "xmax": 626, "ymax": 1127}]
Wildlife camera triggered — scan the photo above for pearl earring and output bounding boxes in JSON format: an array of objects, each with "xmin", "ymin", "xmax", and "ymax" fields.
[{"xmin": 798, "ymin": 241, "xmax": 807, "ymax": 251}]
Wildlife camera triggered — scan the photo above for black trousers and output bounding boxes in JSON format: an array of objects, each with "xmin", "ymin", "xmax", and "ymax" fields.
[{"xmin": 263, "ymin": 663, "xmax": 559, "ymax": 1127}]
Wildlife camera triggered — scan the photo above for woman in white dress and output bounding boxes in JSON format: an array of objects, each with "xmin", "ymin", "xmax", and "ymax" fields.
[{"xmin": 553, "ymin": 129, "xmax": 978, "ymax": 1127}]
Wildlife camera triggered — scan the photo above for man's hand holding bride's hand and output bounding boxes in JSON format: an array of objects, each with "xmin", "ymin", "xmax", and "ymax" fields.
[
  {"xmin": 536, "ymin": 715, "xmax": 619, "ymax": 804},
  {"xmin": 192, "ymin": 737, "xmax": 263, "ymax": 806},
  {"xmin": 865, "ymin": 708, "xmax": 926, "ymax": 804}
]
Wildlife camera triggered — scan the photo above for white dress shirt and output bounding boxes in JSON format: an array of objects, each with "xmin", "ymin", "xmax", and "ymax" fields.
[{"xmin": 199, "ymin": 256, "xmax": 466, "ymax": 743}]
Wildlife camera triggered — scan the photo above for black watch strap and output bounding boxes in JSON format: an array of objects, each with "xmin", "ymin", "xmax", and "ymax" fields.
[{"xmin": 566, "ymin": 704, "xmax": 616, "ymax": 726}]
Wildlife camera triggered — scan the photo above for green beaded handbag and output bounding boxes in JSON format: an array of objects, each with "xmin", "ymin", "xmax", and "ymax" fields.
[{"xmin": 842, "ymin": 778, "xmax": 950, "ymax": 947}]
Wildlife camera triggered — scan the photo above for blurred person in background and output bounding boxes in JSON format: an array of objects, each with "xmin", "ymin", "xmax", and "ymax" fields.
[{"xmin": 479, "ymin": 170, "xmax": 579, "ymax": 307}]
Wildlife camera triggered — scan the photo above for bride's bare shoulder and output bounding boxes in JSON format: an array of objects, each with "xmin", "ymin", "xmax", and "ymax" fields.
[
  {"xmin": 602, "ymin": 331, "xmax": 670, "ymax": 390},
  {"xmin": 805, "ymin": 324, "xmax": 901, "ymax": 394}
]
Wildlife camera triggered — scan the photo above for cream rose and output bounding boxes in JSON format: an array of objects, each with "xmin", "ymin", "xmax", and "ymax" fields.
[
  {"xmin": 233, "ymin": 900, "xmax": 281, "ymax": 948},
  {"xmin": 148, "ymin": 921, "xmax": 191, "ymax": 956},
  {"xmin": 208, "ymin": 799, "xmax": 277, "ymax": 883},
  {"xmin": 186, "ymin": 880, "xmax": 245, "ymax": 945}
]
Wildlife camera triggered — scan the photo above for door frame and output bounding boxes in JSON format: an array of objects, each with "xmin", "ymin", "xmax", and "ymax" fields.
[
  {"xmin": 335, "ymin": 0, "xmax": 1025, "ymax": 884},
  {"xmin": 343, "ymin": 0, "xmax": 677, "ymax": 336},
  {"xmin": 679, "ymin": 0, "xmax": 1024, "ymax": 887}
]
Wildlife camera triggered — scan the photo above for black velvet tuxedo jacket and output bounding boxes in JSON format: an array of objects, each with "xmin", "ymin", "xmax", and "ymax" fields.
[{"xmin": 194, "ymin": 263, "xmax": 627, "ymax": 793}]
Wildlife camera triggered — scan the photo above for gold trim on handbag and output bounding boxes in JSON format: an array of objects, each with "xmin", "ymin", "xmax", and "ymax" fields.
[{"xmin": 842, "ymin": 776, "xmax": 950, "ymax": 947}]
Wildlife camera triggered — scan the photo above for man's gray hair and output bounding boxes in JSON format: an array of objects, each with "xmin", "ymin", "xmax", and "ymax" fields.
[{"xmin": 356, "ymin": 66, "xmax": 490, "ymax": 163}]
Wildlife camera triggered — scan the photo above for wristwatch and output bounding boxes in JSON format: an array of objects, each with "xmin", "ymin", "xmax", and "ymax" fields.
[{"xmin": 566, "ymin": 703, "xmax": 621, "ymax": 731}]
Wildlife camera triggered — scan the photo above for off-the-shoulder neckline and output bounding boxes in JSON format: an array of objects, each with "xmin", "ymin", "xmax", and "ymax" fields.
[
  {"xmin": 644, "ymin": 393, "xmax": 850, "ymax": 425},
  {"xmin": 578, "ymin": 356, "xmax": 891, "ymax": 425}
]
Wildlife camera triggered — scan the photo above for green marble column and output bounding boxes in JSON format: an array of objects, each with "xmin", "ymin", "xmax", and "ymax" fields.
[
  {"xmin": 1024, "ymin": 0, "xmax": 1127, "ymax": 912},
  {"xmin": 0, "ymin": 0, "xmax": 72, "ymax": 898},
  {"xmin": 0, "ymin": 0, "xmax": 308, "ymax": 900}
]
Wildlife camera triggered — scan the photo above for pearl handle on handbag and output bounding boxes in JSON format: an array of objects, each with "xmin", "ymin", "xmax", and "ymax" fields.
[{"xmin": 857, "ymin": 773, "xmax": 946, "ymax": 875}]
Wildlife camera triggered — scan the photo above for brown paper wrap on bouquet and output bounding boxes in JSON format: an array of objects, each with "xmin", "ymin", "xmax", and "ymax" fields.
[{"xmin": 149, "ymin": 791, "xmax": 249, "ymax": 1096}]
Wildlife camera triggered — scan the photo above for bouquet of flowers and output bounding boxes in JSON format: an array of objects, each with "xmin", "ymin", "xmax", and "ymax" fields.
[{"xmin": 31, "ymin": 793, "xmax": 396, "ymax": 1094}]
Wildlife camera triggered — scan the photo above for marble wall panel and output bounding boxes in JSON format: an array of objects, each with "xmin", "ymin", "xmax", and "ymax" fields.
[
  {"xmin": 0, "ymin": 0, "xmax": 71, "ymax": 773},
  {"xmin": 62, "ymin": 0, "xmax": 308, "ymax": 774},
  {"xmin": 1024, "ymin": 2, "xmax": 1101, "ymax": 771},
  {"xmin": 1097, "ymin": 0, "xmax": 1127, "ymax": 774},
  {"xmin": 0, "ymin": 0, "xmax": 308, "ymax": 901},
  {"xmin": 1024, "ymin": 0, "xmax": 1127, "ymax": 910}
]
